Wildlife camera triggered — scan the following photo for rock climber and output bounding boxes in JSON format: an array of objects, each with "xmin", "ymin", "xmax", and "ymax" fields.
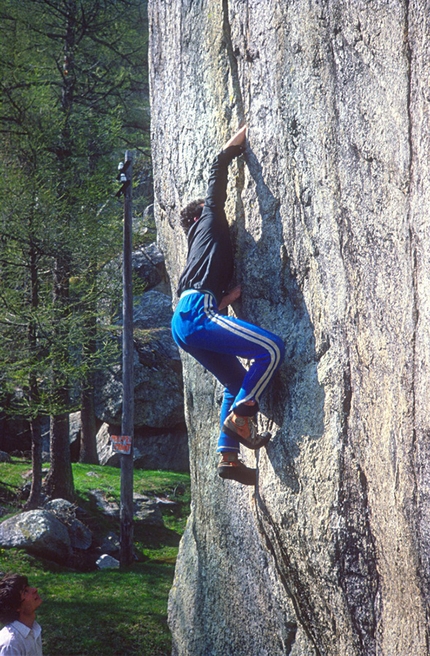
[
  {"xmin": 171, "ymin": 125, "xmax": 285, "ymax": 486},
  {"xmin": 0, "ymin": 574, "xmax": 43, "ymax": 655}
]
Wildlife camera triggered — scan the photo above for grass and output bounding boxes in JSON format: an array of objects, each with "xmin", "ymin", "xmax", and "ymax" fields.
[{"xmin": 0, "ymin": 459, "xmax": 191, "ymax": 656}]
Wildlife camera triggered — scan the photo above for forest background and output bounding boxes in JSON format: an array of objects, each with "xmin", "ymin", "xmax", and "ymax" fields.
[
  {"xmin": 0, "ymin": 0, "xmax": 152, "ymax": 506},
  {"xmin": 0, "ymin": 4, "xmax": 186, "ymax": 654}
]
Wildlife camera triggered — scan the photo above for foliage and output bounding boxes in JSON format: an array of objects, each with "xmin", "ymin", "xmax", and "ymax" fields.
[
  {"xmin": 0, "ymin": 460, "xmax": 191, "ymax": 655},
  {"xmin": 0, "ymin": 0, "xmax": 150, "ymax": 419}
]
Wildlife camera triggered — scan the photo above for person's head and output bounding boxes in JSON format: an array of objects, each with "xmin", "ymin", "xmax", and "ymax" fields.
[
  {"xmin": 180, "ymin": 199, "xmax": 205, "ymax": 234},
  {"xmin": 0, "ymin": 574, "xmax": 42, "ymax": 625}
]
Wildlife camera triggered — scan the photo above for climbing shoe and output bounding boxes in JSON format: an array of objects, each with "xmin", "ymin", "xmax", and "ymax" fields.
[
  {"xmin": 218, "ymin": 452, "xmax": 256, "ymax": 486},
  {"xmin": 223, "ymin": 412, "xmax": 271, "ymax": 450}
]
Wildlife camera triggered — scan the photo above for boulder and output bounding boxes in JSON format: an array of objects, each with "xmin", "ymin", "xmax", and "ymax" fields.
[
  {"xmin": 132, "ymin": 289, "xmax": 173, "ymax": 329},
  {"xmin": 95, "ymin": 424, "xmax": 120, "ymax": 468},
  {"xmin": 88, "ymin": 490, "xmax": 119, "ymax": 518},
  {"xmin": 132, "ymin": 242, "xmax": 168, "ymax": 292},
  {"xmin": 44, "ymin": 499, "xmax": 93, "ymax": 551},
  {"xmin": 96, "ymin": 554, "xmax": 120, "ymax": 569},
  {"xmin": 66, "ymin": 518, "xmax": 92, "ymax": 551},
  {"xmin": 149, "ymin": 2, "xmax": 430, "ymax": 655},
  {"xmin": 133, "ymin": 494, "xmax": 164, "ymax": 527},
  {"xmin": 0, "ymin": 510, "xmax": 71, "ymax": 562},
  {"xmin": 94, "ymin": 290, "xmax": 185, "ymax": 430},
  {"xmin": 69, "ymin": 412, "xmax": 81, "ymax": 443},
  {"xmin": 134, "ymin": 427, "xmax": 189, "ymax": 472},
  {"xmin": 96, "ymin": 422, "xmax": 189, "ymax": 472},
  {"xmin": 88, "ymin": 489, "xmax": 164, "ymax": 527},
  {"xmin": 44, "ymin": 498, "xmax": 75, "ymax": 518},
  {"xmin": 98, "ymin": 239, "xmax": 163, "ymax": 300},
  {"xmin": 99, "ymin": 532, "xmax": 120, "ymax": 555}
]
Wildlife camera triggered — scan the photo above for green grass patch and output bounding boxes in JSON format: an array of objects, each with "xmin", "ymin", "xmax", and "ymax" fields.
[{"xmin": 0, "ymin": 459, "xmax": 191, "ymax": 655}]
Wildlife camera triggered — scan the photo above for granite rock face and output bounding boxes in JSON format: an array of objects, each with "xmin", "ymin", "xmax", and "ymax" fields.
[{"xmin": 149, "ymin": 1, "xmax": 430, "ymax": 654}]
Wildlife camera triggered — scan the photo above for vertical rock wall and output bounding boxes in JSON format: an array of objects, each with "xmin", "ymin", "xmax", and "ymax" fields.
[{"xmin": 148, "ymin": 1, "xmax": 430, "ymax": 654}]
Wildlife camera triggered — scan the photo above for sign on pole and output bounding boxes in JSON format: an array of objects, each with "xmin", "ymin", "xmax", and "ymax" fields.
[{"xmin": 110, "ymin": 435, "xmax": 132, "ymax": 455}]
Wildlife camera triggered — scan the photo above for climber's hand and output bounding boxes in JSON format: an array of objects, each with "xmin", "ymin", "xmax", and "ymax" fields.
[
  {"xmin": 218, "ymin": 285, "xmax": 242, "ymax": 310},
  {"xmin": 222, "ymin": 125, "xmax": 247, "ymax": 150}
]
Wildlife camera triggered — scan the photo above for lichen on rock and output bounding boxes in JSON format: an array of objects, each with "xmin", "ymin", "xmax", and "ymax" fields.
[{"xmin": 148, "ymin": 1, "xmax": 430, "ymax": 654}]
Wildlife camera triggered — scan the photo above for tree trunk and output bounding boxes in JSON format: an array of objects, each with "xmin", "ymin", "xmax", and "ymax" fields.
[
  {"xmin": 26, "ymin": 234, "xmax": 43, "ymax": 509},
  {"xmin": 25, "ymin": 417, "xmax": 43, "ymax": 510},
  {"xmin": 45, "ymin": 0, "xmax": 77, "ymax": 502},
  {"xmin": 80, "ymin": 380, "xmax": 99, "ymax": 464},
  {"xmin": 47, "ymin": 251, "xmax": 74, "ymax": 501},
  {"xmin": 79, "ymin": 167, "xmax": 99, "ymax": 465},
  {"xmin": 45, "ymin": 412, "xmax": 74, "ymax": 501}
]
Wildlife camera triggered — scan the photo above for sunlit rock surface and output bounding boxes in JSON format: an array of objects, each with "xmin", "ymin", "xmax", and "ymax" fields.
[{"xmin": 148, "ymin": 1, "xmax": 430, "ymax": 654}]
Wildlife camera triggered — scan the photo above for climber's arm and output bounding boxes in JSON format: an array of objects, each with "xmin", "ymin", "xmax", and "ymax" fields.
[
  {"xmin": 222, "ymin": 125, "xmax": 247, "ymax": 150},
  {"xmin": 218, "ymin": 284, "xmax": 242, "ymax": 310},
  {"xmin": 204, "ymin": 126, "xmax": 247, "ymax": 212}
]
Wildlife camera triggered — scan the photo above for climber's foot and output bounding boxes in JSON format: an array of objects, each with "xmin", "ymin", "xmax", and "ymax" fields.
[
  {"xmin": 223, "ymin": 412, "xmax": 271, "ymax": 450},
  {"xmin": 217, "ymin": 452, "xmax": 256, "ymax": 486}
]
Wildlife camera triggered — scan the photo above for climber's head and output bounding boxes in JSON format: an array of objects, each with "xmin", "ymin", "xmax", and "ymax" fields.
[{"xmin": 180, "ymin": 199, "xmax": 205, "ymax": 234}]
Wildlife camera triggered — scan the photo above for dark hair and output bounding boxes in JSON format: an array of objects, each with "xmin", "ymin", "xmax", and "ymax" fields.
[
  {"xmin": 180, "ymin": 198, "xmax": 205, "ymax": 234},
  {"xmin": 0, "ymin": 574, "xmax": 28, "ymax": 624}
]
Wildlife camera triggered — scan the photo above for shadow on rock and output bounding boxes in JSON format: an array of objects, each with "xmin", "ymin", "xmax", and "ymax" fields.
[{"xmin": 239, "ymin": 147, "xmax": 325, "ymax": 489}]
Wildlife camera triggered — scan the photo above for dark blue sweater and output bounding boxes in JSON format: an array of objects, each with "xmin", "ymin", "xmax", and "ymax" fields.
[{"xmin": 177, "ymin": 144, "xmax": 243, "ymax": 304}]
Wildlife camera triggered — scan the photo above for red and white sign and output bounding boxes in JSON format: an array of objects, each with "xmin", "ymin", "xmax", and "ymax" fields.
[{"xmin": 110, "ymin": 434, "xmax": 132, "ymax": 455}]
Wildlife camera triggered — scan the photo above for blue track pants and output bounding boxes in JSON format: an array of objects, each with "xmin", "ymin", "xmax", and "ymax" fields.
[{"xmin": 171, "ymin": 290, "xmax": 285, "ymax": 452}]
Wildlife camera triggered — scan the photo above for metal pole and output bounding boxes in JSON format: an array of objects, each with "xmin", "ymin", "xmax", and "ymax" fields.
[{"xmin": 120, "ymin": 150, "xmax": 134, "ymax": 567}]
